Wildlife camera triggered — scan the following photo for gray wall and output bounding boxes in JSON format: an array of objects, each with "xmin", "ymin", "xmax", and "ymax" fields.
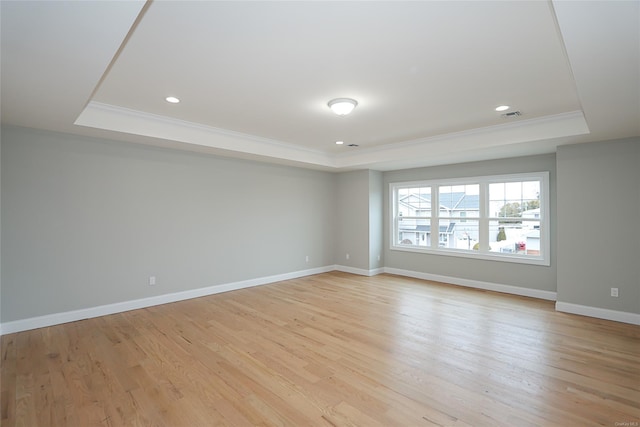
[
  {"xmin": 383, "ymin": 154, "xmax": 558, "ymax": 292},
  {"xmin": 557, "ymin": 138, "xmax": 640, "ymax": 314},
  {"xmin": 2, "ymin": 125, "xmax": 637, "ymax": 325},
  {"xmin": 0, "ymin": 131, "xmax": 2, "ymax": 327},
  {"xmin": 335, "ymin": 170, "xmax": 370, "ymax": 270},
  {"xmin": 335, "ymin": 169, "xmax": 384, "ymax": 272},
  {"xmin": 1, "ymin": 126, "xmax": 337, "ymax": 322},
  {"xmin": 368, "ymin": 170, "xmax": 383, "ymax": 270}
]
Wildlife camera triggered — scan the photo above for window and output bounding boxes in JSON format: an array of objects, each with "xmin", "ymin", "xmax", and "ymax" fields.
[{"xmin": 390, "ymin": 172, "xmax": 549, "ymax": 265}]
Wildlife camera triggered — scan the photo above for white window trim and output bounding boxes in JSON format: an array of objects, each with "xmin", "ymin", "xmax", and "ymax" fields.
[{"xmin": 390, "ymin": 172, "xmax": 550, "ymax": 266}]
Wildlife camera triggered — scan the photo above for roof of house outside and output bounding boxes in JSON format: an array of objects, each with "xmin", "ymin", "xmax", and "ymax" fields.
[
  {"xmin": 440, "ymin": 193, "xmax": 479, "ymax": 210},
  {"xmin": 399, "ymin": 223, "xmax": 456, "ymax": 234},
  {"xmin": 400, "ymin": 192, "xmax": 479, "ymax": 211}
]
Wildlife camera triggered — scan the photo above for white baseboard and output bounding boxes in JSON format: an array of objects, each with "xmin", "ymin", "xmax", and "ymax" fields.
[
  {"xmin": 0, "ymin": 265, "xmax": 335, "ymax": 335},
  {"xmin": 383, "ymin": 267, "xmax": 558, "ymax": 301},
  {"xmin": 4, "ymin": 266, "xmax": 636, "ymax": 334},
  {"xmin": 555, "ymin": 302, "xmax": 640, "ymax": 325},
  {"xmin": 334, "ymin": 265, "xmax": 384, "ymax": 277}
]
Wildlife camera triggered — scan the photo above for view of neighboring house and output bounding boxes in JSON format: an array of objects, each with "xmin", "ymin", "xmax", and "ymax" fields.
[
  {"xmin": 398, "ymin": 191, "xmax": 479, "ymax": 249},
  {"xmin": 519, "ymin": 208, "xmax": 541, "ymax": 255},
  {"xmin": 522, "ymin": 208, "xmax": 541, "ymax": 222},
  {"xmin": 398, "ymin": 191, "xmax": 541, "ymax": 255}
]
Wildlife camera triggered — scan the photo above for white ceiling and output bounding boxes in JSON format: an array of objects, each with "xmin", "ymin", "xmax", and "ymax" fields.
[{"xmin": 2, "ymin": 1, "xmax": 638, "ymax": 171}]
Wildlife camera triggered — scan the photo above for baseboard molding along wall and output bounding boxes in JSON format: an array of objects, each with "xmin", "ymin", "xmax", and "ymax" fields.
[
  {"xmin": 383, "ymin": 267, "xmax": 558, "ymax": 301},
  {"xmin": 3, "ymin": 265, "xmax": 637, "ymax": 334},
  {"xmin": 0, "ymin": 265, "xmax": 335, "ymax": 335},
  {"xmin": 555, "ymin": 302, "xmax": 640, "ymax": 326},
  {"xmin": 386, "ymin": 267, "xmax": 639, "ymax": 325},
  {"xmin": 334, "ymin": 265, "xmax": 384, "ymax": 277}
]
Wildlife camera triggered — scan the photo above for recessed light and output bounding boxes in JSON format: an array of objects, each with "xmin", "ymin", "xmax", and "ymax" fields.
[
  {"xmin": 495, "ymin": 105, "xmax": 510, "ymax": 112},
  {"xmin": 335, "ymin": 141, "xmax": 344, "ymax": 145},
  {"xmin": 165, "ymin": 96, "xmax": 180, "ymax": 104}
]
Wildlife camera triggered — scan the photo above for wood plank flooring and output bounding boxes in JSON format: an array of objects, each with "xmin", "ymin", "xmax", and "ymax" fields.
[{"xmin": 2, "ymin": 272, "xmax": 639, "ymax": 426}]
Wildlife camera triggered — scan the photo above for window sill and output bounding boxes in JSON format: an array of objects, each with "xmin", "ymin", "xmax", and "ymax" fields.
[{"xmin": 390, "ymin": 245, "xmax": 550, "ymax": 266}]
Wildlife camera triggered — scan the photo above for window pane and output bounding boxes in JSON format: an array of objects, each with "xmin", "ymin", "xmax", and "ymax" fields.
[
  {"xmin": 489, "ymin": 220, "xmax": 540, "ymax": 256},
  {"xmin": 398, "ymin": 187, "xmax": 431, "ymax": 217},
  {"xmin": 439, "ymin": 219, "xmax": 479, "ymax": 250},
  {"xmin": 438, "ymin": 184, "xmax": 479, "ymax": 218},
  {"xmin": 397, "ymin": 218, "xmax": 431, "ymax": 246},
  {"xmin": 489, "ymin": 180, "xmax": 540, "ymax": 219}
]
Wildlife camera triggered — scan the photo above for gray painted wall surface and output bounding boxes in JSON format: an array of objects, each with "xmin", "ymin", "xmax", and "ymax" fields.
[
  {"xmin": 335, "ymin": 170, "xmax": 384, "ymax": 272},
  {"xmin": 383, "ymin": 154, "xmax": 558, "ymax": 292},
  {"xmin": 1, "ymin": 126, "xmax": 337, "ymax": 322},
  {"xmin": 557, "ymin": 138, "xmax": 640, "ymax": 314},
  {"xmin": 335, "ymin": 170, "xmax": 370, "ymax": 270},
  {"xmin": 368, "ymin": 170, "xmax": 383, "ymax": 270},
  {"xmin": 3, "ymin": 125, "xmax": 637, "ymax": 325},
  {"xmin": 0, "ymin": 133, "xmax": 2, "ymax": 326}
]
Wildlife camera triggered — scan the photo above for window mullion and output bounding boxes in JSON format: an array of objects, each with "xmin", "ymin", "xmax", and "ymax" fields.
[
  {"xmin": 393, "ymin": 187, "xmax": 398, "ymax": 245},
  {"xmin": 479, "ymin": 182, "xmax": 489, "ymax": 253},
  {"xmin": 431, "ymin": 186, "xmax": 438, "ymax": 249}
]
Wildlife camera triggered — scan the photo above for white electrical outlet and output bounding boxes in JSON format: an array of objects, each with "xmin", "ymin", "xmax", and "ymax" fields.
[
  {"xmin": 305, "ymin": 255, "xmax": 309, "ymax": 263},
  {"xmin": 377, "ymin": 254, "xmax": 381, "ymax": 261},
  {"xmin": 149, "ymin": 276, "xmax": 156, "ymax": 286},
  {"xmin": 346, "ymin": 253, "xmax": 350, "ymax": 260},
  {"xmin": 611, "ymin": 287, "xmax": 619, "ymax": 297}
]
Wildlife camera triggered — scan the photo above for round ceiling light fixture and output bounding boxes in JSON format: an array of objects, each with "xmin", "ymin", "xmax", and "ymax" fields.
[
  {"xmin": 165, "ymin": 96, "xmax": 180, "ymax": 104},
  {"xmin": 328, "ymin": 98, "xmax": 358, "ymax": 115},
  {"xmin": 495, "ymin": 105, "xmax": 510, "ymax": 112}
]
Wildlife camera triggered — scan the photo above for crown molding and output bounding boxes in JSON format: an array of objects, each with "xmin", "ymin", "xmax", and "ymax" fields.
[
  {"xmin": 334, "ymin": 110, "xmax": 589, "ymax": 168},
  {"xmin": 75, "ymin": 101, "xmax": 335, "ymax": 168},
  {"xmin": 76, "ymin": 102, "xmax": 589, "ymax": 170}
]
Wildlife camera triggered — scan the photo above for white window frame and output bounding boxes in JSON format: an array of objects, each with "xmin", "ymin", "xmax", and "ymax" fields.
[{"xmin": 390, "ymin": 172, "xmax": 550, "ymax": 266}]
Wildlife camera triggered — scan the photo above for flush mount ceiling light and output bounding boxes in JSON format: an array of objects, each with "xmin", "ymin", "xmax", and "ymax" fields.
[
  {"xmin": 495, "ymin": 105, "xmax": 510, "ymax": 112},
  {"xmin": 335, "ymin": 141, "xmax": 344, "ymax": 145},
  {"xmin": 328, "ymin": 98, "xmax": 357, "ymax": 115},
  {"xmin": 165, "ymin": 96, "xmax": 180, "ymax": 104}
]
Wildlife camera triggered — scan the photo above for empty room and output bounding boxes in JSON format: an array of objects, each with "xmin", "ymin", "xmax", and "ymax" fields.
[{"xmin": 1, "ymin": 1, "xmax": 639, "ymax": 426}]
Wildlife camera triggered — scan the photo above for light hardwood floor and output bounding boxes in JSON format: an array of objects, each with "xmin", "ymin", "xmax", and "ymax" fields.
[{"xmin": 2, "ymin": 272, "xmax": 639, "ymax": 426}]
